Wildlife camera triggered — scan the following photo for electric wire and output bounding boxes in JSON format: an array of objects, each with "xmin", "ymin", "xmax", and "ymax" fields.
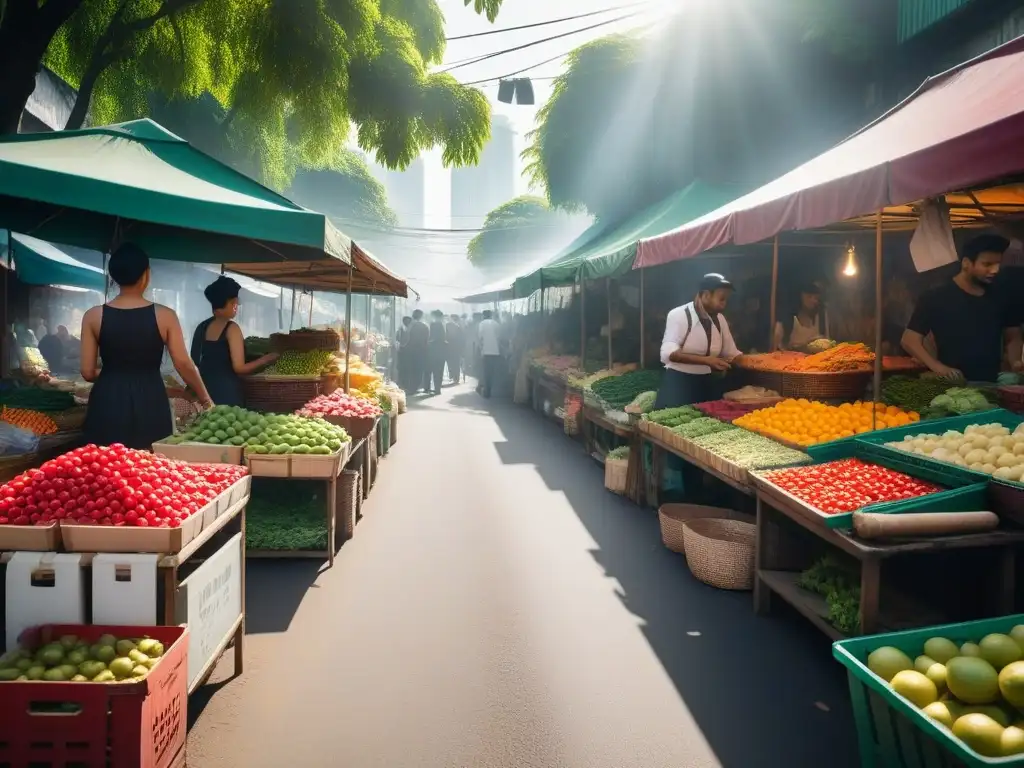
[{"xmin": 444, "ymin": 2, "xmax": 654, "ymax": 40}]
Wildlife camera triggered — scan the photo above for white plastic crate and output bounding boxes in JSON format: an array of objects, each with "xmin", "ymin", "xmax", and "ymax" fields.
[
  {"xmin": 91, "ymin": 553, "xmax": 160, "ymax": 626},
  {"xmin": 5, "ymin": 552, "xmax": 86, "ymax": 651}
]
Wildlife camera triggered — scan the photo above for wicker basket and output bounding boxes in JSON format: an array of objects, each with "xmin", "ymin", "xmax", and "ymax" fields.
[
  {"xmin": 658, "ymin": 504, "xmax": 754, "ymax": 554},
  {"xmin": 682, "ymin": 518, "xmax": 756, "ymax": 590},
  {"xmin": 337, "ymin": 469, "xmax": 360, "ymax": 540},
  {"xmin": 604, "ymin": 457, "xmax": 628, "ymax": 494},
  {"xmin": 243, "ymin": 376, "xmax": 324, "ymax": 413},
  {"xmin": 779, "ymin": 370, "xmax": 871, "ymax": 400},
  {"xmin": 270, "ymin": 330, "xmax": 340, "ymax": 353}
]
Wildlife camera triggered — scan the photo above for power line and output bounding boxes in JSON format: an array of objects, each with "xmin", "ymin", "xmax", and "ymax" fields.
[
  {"xmin": 438, "ymin": 10, "xmax": 643, "ymax": 73},
  {"xmin": 461, "ymin": 51, "xmax": 570, "ymax": 85},
  {"xmin": 444, "ymin": 2, "xmax": 653, "ymax": 41}
]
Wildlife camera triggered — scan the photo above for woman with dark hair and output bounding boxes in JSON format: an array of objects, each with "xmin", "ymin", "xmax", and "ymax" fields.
[
  {"xmin": 190, "ymin": 276, "xmax": 278, "ymax": 406},
  {"xmin": 80, "ymin": 243, "xmax": 213, "ymax": 450}
]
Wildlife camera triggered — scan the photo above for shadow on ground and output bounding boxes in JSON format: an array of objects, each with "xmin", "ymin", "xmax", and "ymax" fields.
[{"xmin": 453, "ymin": 389, "xmax": 859, "ymax": 768}]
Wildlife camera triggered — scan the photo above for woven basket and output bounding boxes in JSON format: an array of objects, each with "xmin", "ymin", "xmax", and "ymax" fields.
[
  {"xmin": 658, "ymin": 504, "xmax": 754, "ymax": 554},
  {"xmin": 604, "ymin": 457, "xmax": 628, "ymax": 494},
  {"xmin": 779, "ymin": 370, "xmax": 871, "ymax": 400},
  {"xmin": 243, "ymin": 376, "xmax": 324, "ymax": 413},
  {"xmin": 338, "ymin": 469, "xmax": 360, "ymax": 539},
  {"xmin": 324, "ymin": 414, "xmax": 377, "ymax": 440},
  {"xmin": 270, "ymin": 331, "xmax": 340, "ymax": 353},
  {"xmin": 682, "ymin": 518, "xmax": 756, "ymax": 591},
  {"xmin": 51, "ymin": 406, "xmax": 87, "ymax": 432}
]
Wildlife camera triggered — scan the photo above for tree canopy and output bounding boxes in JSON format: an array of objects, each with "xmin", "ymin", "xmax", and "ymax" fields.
[
  {"xmin": 1, "ymin": 0, "xmax": 503, "ymax": 188},
  {"xmin": 524, "ymin": 0, "xmax": 883, "ymax": 224},
  {"xmin": 289, "ymin": 149, "xmax": 398, "ymax": 230},
  {"xmin": 467, "ymin": 195, "xmax": 587, "ymax": 271}
]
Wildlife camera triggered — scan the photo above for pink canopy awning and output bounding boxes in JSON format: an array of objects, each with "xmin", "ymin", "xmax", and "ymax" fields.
[{"xmin": 635, "ymin": 35, "xmax": 1024, "ymax": 268}]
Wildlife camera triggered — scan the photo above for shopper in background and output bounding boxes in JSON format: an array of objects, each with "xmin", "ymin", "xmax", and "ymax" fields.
[
  {"xmin": 476, "ymin": 310, "xmax": 501, "ymax": 399},
  {"xmin": 38, "ymin": 325, "xmax": 73, "ymax": 373},
  {"xmin": 190, "ymin": 276, "xmax": 278, "ymax": 407},
  {"xmin": 81, "ymin": 243, "xmax": 213, "ymax": 450},
  {"xmin": 445, "ymin": 314, "xmax": 464, "ymax": 384},
  {"xmin": 406, "ymin": 309, "xmax": 429, "ymax": 394},
  {"xmin": 774, "ymin": 282, "xmax": 829, "ymax": 351},
  {"xmin": 427, "ymin": 310, "xmax": 448, "ymax": 395},
  {"xmin": 466, "ymin": 312, "xmax": 482, "ymax": 377},
  {"xmin": 396, "ymin": 316, "xmax": 412, "ymax": 390}
]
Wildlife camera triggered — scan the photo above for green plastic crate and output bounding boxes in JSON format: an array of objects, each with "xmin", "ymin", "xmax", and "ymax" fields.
[
  {"xmin": 808, "ymin": 410, "xmax": 1023, "ymax": 462},
  {"xmin": 380, "ymin": 415, "xmax": 391, "ymax": 456},
  {"xmin": 765, "ymin": 441, "xmax": 989, "ymax": 529},
  {"xmin": 833, "ymin": 614, "xmax": 1024, "ymax": 767}
]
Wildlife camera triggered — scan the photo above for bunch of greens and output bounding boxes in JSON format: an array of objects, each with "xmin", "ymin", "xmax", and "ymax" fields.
[
  {"xmin": 924, "ymin": 387, "xmax": 997, "ymax": 419},
  {"xmin": 245, "ymin": 478, "xmax": 328, "ymax": 551},
  {"xmin": 797, "ymin": 556, "xmax": 861, "ymax": 635},
  {"xmin": 645, "ymin": 406, "xmax": 702, "ymax": 427},
  {"xmin": 606, "ymin": 446, "xmax": 630, "ymax": 461},
  {"xmin": 672, "ymin": 417, "xmax": 736, "ymax": 439},
  {"xmin": 591, "ymin": 369, "xmax": 663, "ymax": 409},
  {"xmin": 880, "ymin": 375, "xmax": 950, "ymax": 414},
  {"xmin": 625, "ymin": 391, "xmax": 658, "ymax": 414}
]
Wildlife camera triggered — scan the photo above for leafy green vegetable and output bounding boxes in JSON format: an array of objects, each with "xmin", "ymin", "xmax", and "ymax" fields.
[
  {"xmin": 924, "ymin": 387, "xmax": 997, "ymax": 419},
  {"xmin": 606, "ymin": 446, "xmax": 630, "ymax": 460},
  {"xmin": 590, "ymin": 369, "xmax": 663, "ymax": 409},
  {"xmin": 671, "ymin": 417, "xmax": 735, "ymax": 439},
  {"xmin": 245, "ymin": 478, "xmax": 329, "ymax": 551},
  {"xmin": 797, "ymin": 556, "xmax": 861, "ymax": 635},
  {"xmin": 881, "ymin": 375, "xmax": 949, "ymax": 414},
  {"xmin": 693, "ymin": 429, "xmax": 810, "ymax": 469}
]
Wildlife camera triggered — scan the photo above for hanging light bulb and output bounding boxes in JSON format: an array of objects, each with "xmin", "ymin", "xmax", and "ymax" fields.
[{"xmin": 843, "ymin": 245, "xmax": 858, "ymax": 277}]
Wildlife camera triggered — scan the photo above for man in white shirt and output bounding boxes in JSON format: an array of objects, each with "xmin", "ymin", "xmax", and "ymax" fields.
[
  {"xmin": 476, "ymin": 310, "xmax": 502, "ymax": 398},
  {"xmin": 656, "ymin": 273, "xmax": 743, "ymax": 409}
]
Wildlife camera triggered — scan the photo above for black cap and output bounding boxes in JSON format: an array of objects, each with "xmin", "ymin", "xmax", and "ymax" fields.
[{"xmin": 698, "ymin": 273, "xmax": 733, "ymax": 293}]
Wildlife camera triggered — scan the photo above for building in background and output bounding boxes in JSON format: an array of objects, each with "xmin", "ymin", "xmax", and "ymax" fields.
[
  {"xmin": 450, "ymin": 114, "xmax": 517, "ymax": 229},
  {"xmin": 366, "ymin": 156, "xmax": 427, "ymax": 229}
]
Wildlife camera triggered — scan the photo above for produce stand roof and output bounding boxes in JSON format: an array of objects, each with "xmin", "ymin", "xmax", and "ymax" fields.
[
  {"xmin": 225, "ymin": 243, "xmax": 408, "ymax": 298},
  {"xmin": 510, "ymin": 219, "xmax": 613, "ymax": 298},
  {"xmin": 636, "ymin": 34, "xmax": 1024, "ymax": 267},
  {"xmin": 0, "ymin": 118, "xmax": 352, "ymax": 267},
  {"xmin": 1, "ymin": 231, "xmax": 105, "ymax": 292}
]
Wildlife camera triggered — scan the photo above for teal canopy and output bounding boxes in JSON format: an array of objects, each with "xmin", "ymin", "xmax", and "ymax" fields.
[
  {"xmin": 510, "ymin": 180, "xmax": 743, "ymax": 297},
  {"xmin": 2, "ymin": 231, "xmax": 105, "ymax": 292},
  {"xmin": 0, "ymin": 119, "xmax": 351, "ymax": 267}
]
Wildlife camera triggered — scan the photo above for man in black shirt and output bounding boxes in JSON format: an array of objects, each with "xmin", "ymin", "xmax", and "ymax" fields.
[{"xmin": 902, "ymin": 235, "xmax": 1023, "ymax": 382}]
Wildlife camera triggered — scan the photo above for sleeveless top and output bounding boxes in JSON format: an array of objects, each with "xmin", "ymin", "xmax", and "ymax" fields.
[{"xmin": 191, "ymin": 318, "xmax": 245, "ymax": 407}]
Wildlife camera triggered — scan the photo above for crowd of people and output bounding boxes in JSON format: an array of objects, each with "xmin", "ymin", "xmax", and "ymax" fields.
[{"xmin": 394, "ymin": 309, "xmax": 507, "ymax": 398}]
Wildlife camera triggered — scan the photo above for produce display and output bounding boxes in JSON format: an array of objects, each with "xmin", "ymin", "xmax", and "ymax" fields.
[
  {"xmin": 784, "ymin": 342, "xmax": 874, "ymax": 372},
  {"xmin": 568, "ymin": 364, "xmax": 636, "ymax": 389},
  {"xmin": 624, "ymin": 391, "xmax": 657, "ymax": 414},
  {"xmin": 865, "ymin": 627, "xmax": 1024, "ymax": 757},
  {"xmin": 244, "ymin": 336, "xmax": 273, "ymax": 357},
  {"xmin": 723, "ymin": 385, "xmax": 780, "ymax": 403},
  {"xmin": 924, "ymin": 387, "xmax": 997, "ymax": 419},
  {"xmin": 590, "ymin": 369, "xmax": 663, "ymax": 409},
  {"xmin": 796, "ymin": 556, "xmax": 860, "ymax": 634},
  {"xmin": 762, "ymin": 458, "xmax": 941, "ymax": 514},
  {"xmin": 264, "ymin": 349, "xmax": 338, "ymax": 376},
  {"xmin": 0, "ymin": 632, "xmax": 168, "ymax": 682},
  {"xmin": 671, "ymin": 417, "xmax": 735, "ymax": 439},
  {"xmin": 644, "ymin": 406, "xmax": 703, "ymax": 428},
  {"xmin": 805, "ymin": 338, "xmax": 837, "ymax": 353},
  {"xmin": 297, "ymin": 391, "xmax": 383, "ymax": 420},
  {"xmin": 0, "ymin": 444, "xmax": 246, "ymax": 528},
  {"xmin": 736, "ymin": 351, "xmax": 807, "ymax": 371},
  {"xmin": 529, "ymin": 354, "xmax": 582, "ymax": 377},
  {"xmin": 694, "ymin": 399, "xmax": 765, "ymax": 422},
  {"xmin": 692, "ymin": 429, "xmax": 810, "ymax": 470},
  {"xmin": 883, "ymin": 422, "xmax": 1024, "ymax": 482},
  {"xmin": 881, "ymin": 375, "xmax": 953, "ymax": 415},
  {"xmin": 246, "ymin": 477, "xmax": 330, "ymax": 551},
  {"xmin": 19, "ymin": 347, "xmax": 48, "ymax": 375},
  {"xmin": 0, "ymin": 407, "xmax": 58, "ymax": 435},
  {"xmin": 606, "ymin": 446, "xmax": 630, "ymax": 461},
  {"xmin": 0, "ymin": 387, "xmax": 75, "ymax": 412},
  {"xmin": 735, "ymin": 399, "xmax": 919, "ymax": 447},
  {"xmin": 166, "ymin": 405, "xmax": 349, "ymax": 454}
]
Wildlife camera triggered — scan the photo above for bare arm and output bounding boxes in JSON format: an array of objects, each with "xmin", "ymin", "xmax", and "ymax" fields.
[
  {"xmin": 901, "ymin": 329, "xmax": 961, "ymax": 379},
  {"xmin": 79, "ymin": 308, "xmax": 100, "ymax": 382},
  {"xmin": 158, "ymin": 306, "xmax": 213, "ymax": 405},
  {"xmin": 226, "ymin": 323, "xmax": 277, "ymax": 375}
]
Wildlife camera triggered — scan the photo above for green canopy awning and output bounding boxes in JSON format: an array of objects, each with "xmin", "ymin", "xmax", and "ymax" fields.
[
  {"xmin": 2, "ymin": 231, "xmax": 105, "ymax": 292},
  {"xmin": 0, "ymin": 119, "xmax": 351, "ymax": 266},
  {"xmin": 511, "ymin": 220, "xmax": 612, "ymax": 298},
  {"xmin": 512, "ymin": 180, "xmax": 743, "ymax": 297}
]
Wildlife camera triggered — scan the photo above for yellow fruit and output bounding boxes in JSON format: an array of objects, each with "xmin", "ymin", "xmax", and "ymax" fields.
[
  {"xmin": 947, "ymin": 657, "xmax": 1000, "ymax": 704},
  {"xmin": 961, "ymin": 642, "xmax": 982, "ymax": 658},
  {"xmin": 891, "ymin": 670, "xmax": 939, "ymax": 708},
  {"xmin": 924, "ymin": 637, "xmax": 960, "ymax": 665},
  {"xmin": 923, "ymin": 701, "xmax": 957, "ymax": 728},
  {"xmin": 962, "ymin": 705, "xmax": 1011, "ymax": 728},
  {"xmin": 953, "ymin": 714, "xmax": 1005, "ymax": 757},
  {"xmin": 979, "ymin": 634, "xmax": 1022, "ymax": 670},
  {"xmin": 1002, "ymin": 726, "xmax": 1024, "ymax": 756},
  {"xmin": 925, "ymin": 663, "xmax": 947, "ymax": 694},
  {"xmin": 868, "ymin": 646, "xmax": 914, "ymax": 682},
  {"xmin": 1010, "ymin": 625, "xmax": 1024, "ymax": 653},
  {"xmin": 915, "ymin": 655, "xmax": 938, "ymax": 674},
  {"xmin": 998, "ymin": 661, "xmax": 1024, "ymax": 708}
]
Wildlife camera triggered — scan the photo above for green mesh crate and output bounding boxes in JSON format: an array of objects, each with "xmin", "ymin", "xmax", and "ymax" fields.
[{"xmin": 833, "ymin": 614, "xmax": 1024, "ymax": 767}]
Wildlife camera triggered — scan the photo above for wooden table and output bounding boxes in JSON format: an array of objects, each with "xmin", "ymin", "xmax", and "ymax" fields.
[
  {"xmin": 640, "ymin": 431, "xmax": 754, "ymax": 508},
  {"xmin": 753, "ymin": 482, "xmax": 1024, "ymax": 639},
  {"xmin": 532, "ymin": 373, "xmax": 567, "ymax": 422}
]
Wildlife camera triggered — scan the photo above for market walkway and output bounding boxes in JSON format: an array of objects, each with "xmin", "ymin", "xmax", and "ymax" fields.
[{"xmin": 187, "ymin": 385, "xmax": 859, "ymax": 768}]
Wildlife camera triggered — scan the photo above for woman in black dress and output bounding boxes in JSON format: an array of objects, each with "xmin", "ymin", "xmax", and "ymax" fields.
[
  {"xmin": 190, "ymin": 276, "xmax": 278, "ymax": 406},
  {"xmin": 80, "ymin": 243, "xmax": 212, "ymax": 450}
]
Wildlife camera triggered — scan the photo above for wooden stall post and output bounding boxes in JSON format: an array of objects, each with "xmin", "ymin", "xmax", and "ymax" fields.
[
  {"xmin": 344, "ymin": 263, "xmax": 354, "ymax": 393},
  {"xmin": 640, "ymin": 268, "xmax": 646, "ymax": 368},
  {"xmin": 308, "ymin": 290, "xmax": 314, "ymax": 327},
  {"xmin": 769, "ymin": 235, "xmax": 779, "ymax": 351},
  {"xmin": 606, "ymin": 277, "xmax": 613, "ymax": 370},
  {"xmin": 289, "ymin": 286, "xmax": 297, "ymax": 331},
  {"xmin": 390, "ymin": 296, "xmax": 397, "ymax": 382},
  {"xmin": 579, "ymin": 276, "xmax": 586, "ymax": 370},
  {"xmin": 872, "ymin": 210, "xmax": 884, "ymax": 430}
]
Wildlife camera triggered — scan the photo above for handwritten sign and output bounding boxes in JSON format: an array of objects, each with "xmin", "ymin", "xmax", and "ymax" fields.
[{"xmin": 175, "ymin": 533, "xmax": 242, "ymax": 688}]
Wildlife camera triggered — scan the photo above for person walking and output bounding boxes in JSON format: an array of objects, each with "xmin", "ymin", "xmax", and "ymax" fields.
[
  {"xmin": 427, "ymin": 310, "xmax": 447, "ymax": 394},
  {"xmin": 405, "ymin": 310, "xmax": 429, "ymax": 394},
  {"xmin": 445, "ymin": 314, "xmax": 464, "ymax": 384},
  {"xmin": 396, "ymin": 316, "xmax": 412, "ymax": 390},
  {"xmin": 476, "ymin": 310, "xmax": 501, "ymax": 398}
]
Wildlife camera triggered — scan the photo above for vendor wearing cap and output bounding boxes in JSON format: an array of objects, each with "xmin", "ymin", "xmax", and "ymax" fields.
[
  {"xmin": 774, "ymin": 281, "xmax": 830, "ymax": 351},
  {"xmin": 656, "ymin": 273, "xmax": 743, "ymax": 409},
  {"xmin": 901, "ymin": 234, "xmax": 1023, "ymax": 382}
]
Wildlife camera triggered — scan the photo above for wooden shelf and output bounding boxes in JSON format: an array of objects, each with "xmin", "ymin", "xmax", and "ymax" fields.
[
  {"xmin": 160, "ymin": 495, "xmax": 247, "ymax": 568},
  {"xmin": 641, "ymin": 432, "xmax": 754, "ymax": 497},
  {"xmin": 758, "ymin": 569, "xmax": 846, "ymax": 641}
]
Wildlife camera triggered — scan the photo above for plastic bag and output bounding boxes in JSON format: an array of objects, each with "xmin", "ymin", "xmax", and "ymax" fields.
[{"xmin": 0, "ymin": 422, "xmax": 40, "ymax": 456}]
